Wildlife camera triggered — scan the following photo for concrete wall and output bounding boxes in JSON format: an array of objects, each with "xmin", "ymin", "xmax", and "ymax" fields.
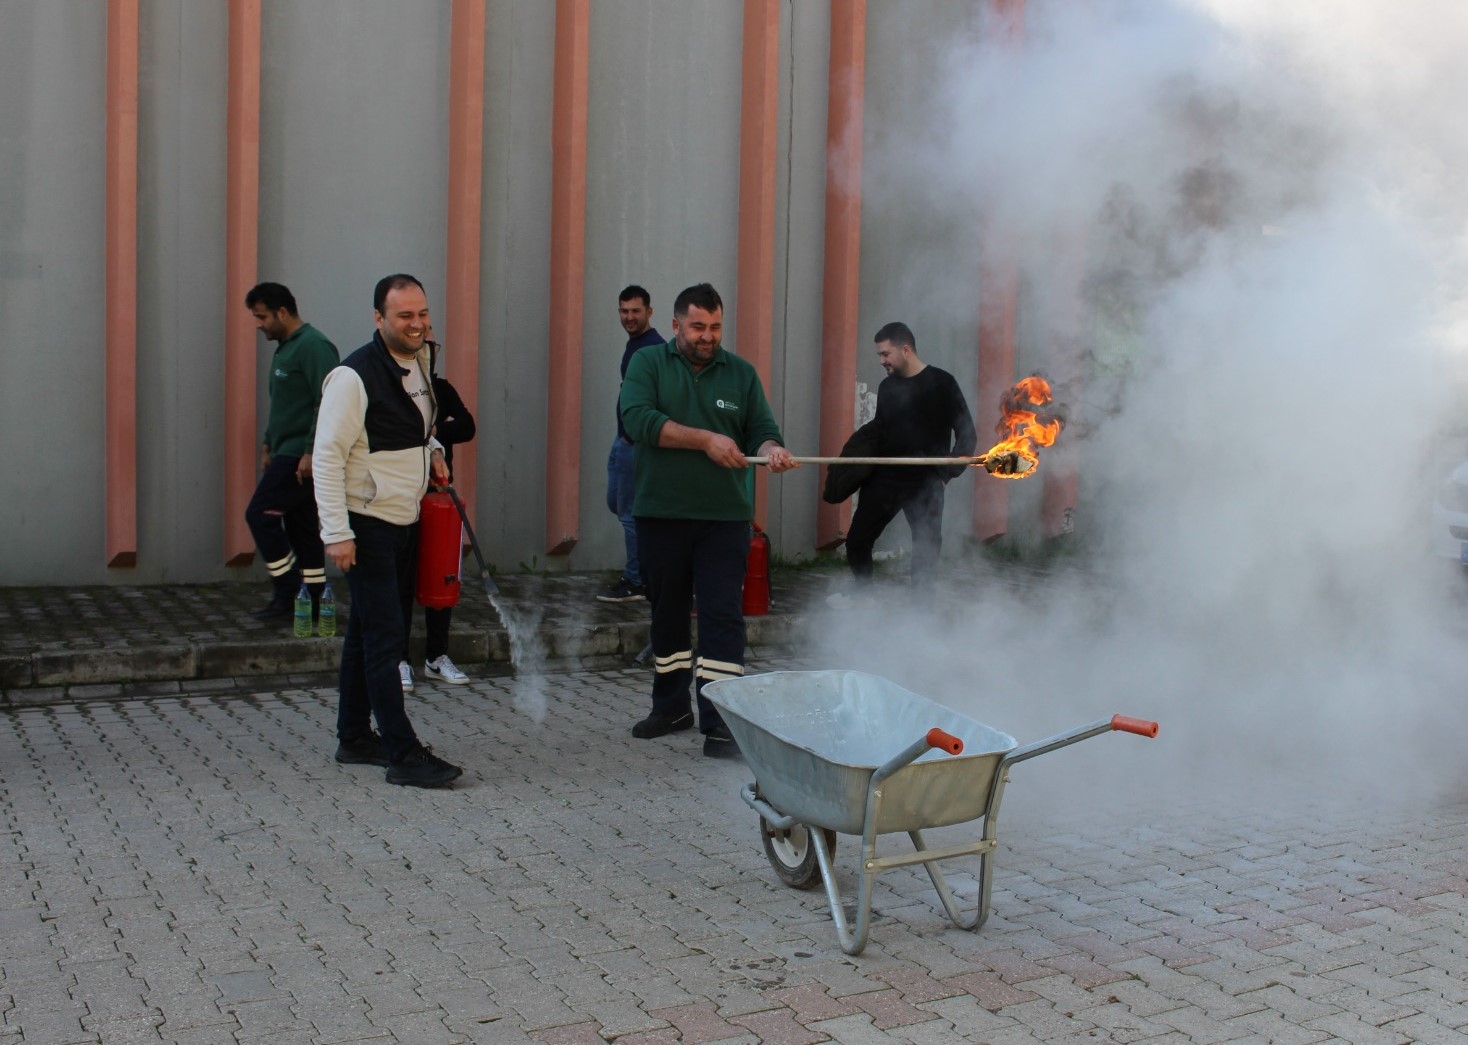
[
  {"xmin": 1, "ymin": 4, "xmax": 109, "ymax": 582},
  {"xmin": 0, "ymin": 0, "xmax": 1015, "ymax": 586}
]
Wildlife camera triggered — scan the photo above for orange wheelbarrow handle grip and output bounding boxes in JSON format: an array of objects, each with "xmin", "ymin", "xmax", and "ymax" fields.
[
  {"xmin": 1111, "ymin": 715, "xmax": 1159, "ymax": 738},
  {"xmin": 925, "ymin": 728, "xmax": 964, "ymax": 755}
]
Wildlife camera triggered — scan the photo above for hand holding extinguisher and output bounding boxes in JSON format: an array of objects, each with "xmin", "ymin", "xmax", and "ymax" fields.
[{"xmin": 416, "ymin": 479, "xmax": 499, "ymax": 607}]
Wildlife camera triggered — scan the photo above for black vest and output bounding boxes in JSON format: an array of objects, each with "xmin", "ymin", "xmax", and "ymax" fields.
[{"xmin": 341, "ymin": 333, "xmax": 438, "ymax": 452}]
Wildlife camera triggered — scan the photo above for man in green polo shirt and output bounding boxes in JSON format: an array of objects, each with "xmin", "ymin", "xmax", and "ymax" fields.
[
  {"xmin": 619, "ymin": 282, "xmax": 799, "ymax": 758},
  {"xmin": 244, "ymin": 282, "xmax": 339, "ymax": 621}
]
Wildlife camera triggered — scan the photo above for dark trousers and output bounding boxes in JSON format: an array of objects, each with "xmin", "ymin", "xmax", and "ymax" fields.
[
  {"xmin": 403, "ymin": 605, "xmax": 453, "ymax": 663},
  {"xmin": 637, "ymin": 517, "xmax": 750, "ymax": 733},
  {"xmin": 337, "ymin": 512, "xmax": 420, "ymax": 761},
  {"xmin": 845, "ymin": 478, "xmax": 946, "ymax": 586},
  {"xmin": 245, "ymin": 455, "xmax": 325, "ymax": 592}
]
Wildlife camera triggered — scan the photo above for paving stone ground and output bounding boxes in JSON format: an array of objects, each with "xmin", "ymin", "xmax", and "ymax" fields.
[{"xmin": 3, "ymin": 651, "xmax": 1467, "ymax": 1044}]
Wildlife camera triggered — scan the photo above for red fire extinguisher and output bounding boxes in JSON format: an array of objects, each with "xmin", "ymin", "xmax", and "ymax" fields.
[
  {"xmin": 742, "ymin": 524, "xmax": 770, "ymax": 617},
  {"xmin": 416, "ymin": 486, "xmax": 463, "ymax": 608}
]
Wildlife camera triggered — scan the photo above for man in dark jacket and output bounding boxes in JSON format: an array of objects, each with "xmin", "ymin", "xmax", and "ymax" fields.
[
  {"xmin": 243, "ymin": 282, "xmax": 339, "ymax": 621},
  {"xmin": 844, "ymin": 322, "xmax": 976, "ymax": 587},
  {"xmin": 598, "ymin": 285, "xmax": 663, "ymax": 603}
]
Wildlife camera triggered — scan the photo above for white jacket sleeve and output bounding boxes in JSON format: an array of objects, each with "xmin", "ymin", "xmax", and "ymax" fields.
[{"xmin": 313, "ymin": 367, "xmax": 367, "ymax": 544}]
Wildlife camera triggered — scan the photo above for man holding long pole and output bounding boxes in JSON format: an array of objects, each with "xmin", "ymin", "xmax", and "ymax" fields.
[{"xmin": 619, "ymin": 283, "xmax": 799, "ymax": 759}]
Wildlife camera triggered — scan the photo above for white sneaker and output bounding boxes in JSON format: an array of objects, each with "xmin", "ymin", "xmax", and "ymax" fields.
[
  {"xmin": 424, "ymin": 655, "xmax": 470, "ymax": 685},
  {"xmin": 398, "ymin": 661, "xmax": 414, "ymax": 692}
]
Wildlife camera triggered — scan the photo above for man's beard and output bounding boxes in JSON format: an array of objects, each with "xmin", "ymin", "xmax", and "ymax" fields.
[{"xmin": 677, "ymin": 337, "xmax": 718, "ymax": 367}]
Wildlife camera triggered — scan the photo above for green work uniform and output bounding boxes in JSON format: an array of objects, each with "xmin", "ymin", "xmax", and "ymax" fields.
[
  {"xmin": 619, "ymin": 340, "xmax": 784, "ymax": 521},
  {"xmin": 264, "ymin": 323, "xmax": 339, "ymax": 457}
]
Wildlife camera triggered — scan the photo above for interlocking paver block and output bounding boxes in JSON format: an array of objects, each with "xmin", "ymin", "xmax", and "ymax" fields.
[
  {"xmin": 764, "ymin": 983, "xmax": 861, "ymax": 1024},
  {"xmin": 528, "ymin": 1023, "xmax": 612, "ymax": 1044},
  {"xmin": 942, "ymin": 971, "xmax": 1039, "ymax": 1011},
  {"xmin": 646, "ymin": 1002, "xmax": 746, "ymax": 1043},
  {"xmin": 728, "ymin": 1007, "xmax": 831, "ymax": 1044},
  {"xmin": 871, "ymin": 968, "xmax": 965, "ymax": 1005}
]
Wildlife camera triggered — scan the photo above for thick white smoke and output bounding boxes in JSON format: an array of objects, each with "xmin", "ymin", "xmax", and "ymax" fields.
[{"xmin": 810, "ymin": 0, "xmax": 1468, "ymax": 814}]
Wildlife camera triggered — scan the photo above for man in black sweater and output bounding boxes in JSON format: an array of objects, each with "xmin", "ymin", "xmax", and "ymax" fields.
[{"xmin": 844, "ymin": 322, "xmax": 976, "ymax": 587}]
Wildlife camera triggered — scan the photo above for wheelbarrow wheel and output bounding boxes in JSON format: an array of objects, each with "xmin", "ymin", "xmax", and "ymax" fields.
[{"xmin": 760, "ymin": 817, "xmax": 836, "ymax": 891}]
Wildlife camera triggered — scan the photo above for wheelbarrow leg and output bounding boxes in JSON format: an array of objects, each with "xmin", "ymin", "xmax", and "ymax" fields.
[
  {"xmin": 816, "ymin": 730, "xmax": 965, "ymax": 955},
  {"xmin": 744, "ymin": 785, "xmax": 876, "ymax": 955},
  {"xmin": 809, "ymin": 828, "xmax": 877, "ymax": 956},
  {"xmin": 909, "ymin": 827, "xmax": 997, "ymax": 932}
]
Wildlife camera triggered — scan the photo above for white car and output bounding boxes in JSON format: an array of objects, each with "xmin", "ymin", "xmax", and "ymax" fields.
[{"xmin": 1431, "ymin": 459, "xmax": 1468, "ymax": 562}]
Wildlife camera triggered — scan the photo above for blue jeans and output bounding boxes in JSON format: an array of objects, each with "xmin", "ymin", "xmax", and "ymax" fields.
[
  {"xmin": 337, "ymin": 512, "xmax": 421, "ymax": 761},
  {"xmin": 606, "ymin": 437, "xmax": 640, "ymax": 586}
]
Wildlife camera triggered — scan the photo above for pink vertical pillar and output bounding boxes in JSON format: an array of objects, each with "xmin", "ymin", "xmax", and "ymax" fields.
[
  {"xmin": 815, "ymin": 0, "xmax": 866, "ymax": 550},
  {"xmin": 1041, "ymin": 230, "xmax": 1087, "ymax": 538},
  {"xmin": 545, "ymin": 0, "xmax": 589, "ymax": 555},
  {"xmin": 105, "ymin": 0, "xmax": 140, "ymax": 568},
  {"xmin": 737, "ymin": 0, "xmax": 780, "ymax": 529},
  {"xmin": 445, "ymin": 0, "xmax": 486, "ymax": 526},
  {"xmin": 973, "ymin": 0, "xmax": 1024, "ymax": 542},
  {"xmin": 974, "ymin": 256, "xmax": 1018, "ymax": 540},
  {"xmin": 223, "ymin": 0, "xmax": 261, "ymax": 566}
]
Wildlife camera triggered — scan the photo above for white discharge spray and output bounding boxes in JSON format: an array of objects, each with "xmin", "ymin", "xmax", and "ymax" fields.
[
  {"xmin": 490, "ymin": 588, "xmax": 549, "ymax": 723},
  {"xmin": 817, "ymin": 0, "xmax": 1468, "ymax": 810}
]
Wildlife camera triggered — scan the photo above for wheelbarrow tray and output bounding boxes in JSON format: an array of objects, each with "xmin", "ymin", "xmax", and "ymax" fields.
[{"xmin": 704, "ymin": 670, "xmax": 1017, "ymax": 836}]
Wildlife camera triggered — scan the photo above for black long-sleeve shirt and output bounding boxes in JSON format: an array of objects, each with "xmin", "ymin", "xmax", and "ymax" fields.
[
  {"xmin": 869, "ymin": 365, "xmax": 977, "ymax": 490},
  {"xmin": 430, "ymin": 374, "xmax": 476, "ymax": 470}
]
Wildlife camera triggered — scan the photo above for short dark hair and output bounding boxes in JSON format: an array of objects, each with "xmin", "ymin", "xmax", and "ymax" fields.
[
  {"xmin": 619, "ymin": 285, "xmax": 651, "ymax": 308},
  {"xmin": 245, "ymin": 282, "xmax": 298, "ymax": 316},
  {"xmin": 373, "ymin": 273, "xmax": 425, "ymax": 314},
  {"xmin": 874, "ymin": 321, "xmax": 915, "ymax": 349},
  {"xmin": 673, "ymin": 283, "xmax": 722, "ymax": 317}
]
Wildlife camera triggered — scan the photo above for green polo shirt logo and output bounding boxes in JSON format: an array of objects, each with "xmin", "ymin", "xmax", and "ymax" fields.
[{"xmin": 715, "ymin": 398, "xmax": 739, "ymax": 412}]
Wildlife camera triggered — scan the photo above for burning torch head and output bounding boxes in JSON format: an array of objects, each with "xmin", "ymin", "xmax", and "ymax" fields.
[
  {"xmin": 982, "ymin": 451, "xmax": 1034, "ymax": 477},
  {"xmin": 980, "ymin": 374, "xmax": 1061, "ymax": 480}
]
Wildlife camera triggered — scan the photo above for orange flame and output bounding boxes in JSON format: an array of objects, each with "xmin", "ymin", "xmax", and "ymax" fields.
[{"xmin": 982, "ymin": 374, "xmax": 1063, "ymax": 479}]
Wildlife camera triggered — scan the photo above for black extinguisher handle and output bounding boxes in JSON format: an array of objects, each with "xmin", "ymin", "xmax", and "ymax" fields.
[{"xmin": 441, "ymin": 485, "xmax": 500, "ymax": 596}]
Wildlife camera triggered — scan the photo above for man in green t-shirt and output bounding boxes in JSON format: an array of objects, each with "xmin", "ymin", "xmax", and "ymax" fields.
[
  {"xmin": 619, "ymin": 283, "xmax": 799, "ymax": 758},
  {"xmin": 244, "ymin": 282, "xmax": 339, "ymax": 621}
]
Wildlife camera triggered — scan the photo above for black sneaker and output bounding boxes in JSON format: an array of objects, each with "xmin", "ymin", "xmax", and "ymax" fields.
[
  {"xmin": 334, "ymin": 732, "xmax": 389, "ymax": 767},
  {"xmin": 385, "ymin": 745, "xmax": 463, "ymax": 788},
  {"xmin": 703, "ymin": 724, "xmax": 741, "ymax": 760},
  {"xmin": 631, "ymin": 709, "xmax": 694, "ymax": 739},
  {"xmin": 251, "ymin": 591, "xmax": 295, "ymax": 620},
  {"xmin": 597, "ymin": 578, "xmax": 647, "ymax": 603}
]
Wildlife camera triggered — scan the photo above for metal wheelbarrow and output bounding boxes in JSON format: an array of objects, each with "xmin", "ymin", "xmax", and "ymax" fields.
[{"xmin": 703, "ymin": 670, "xmax": 1159, "ymax": 955}]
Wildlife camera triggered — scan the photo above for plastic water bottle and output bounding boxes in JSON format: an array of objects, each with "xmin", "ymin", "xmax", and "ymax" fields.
[
  {"xmin": 293, "ymin": 583, "xmax": 312, "ymax": 638},
  {"xmin": 317, "ymin": 584, "xmax": 336, "ymax": 637}
]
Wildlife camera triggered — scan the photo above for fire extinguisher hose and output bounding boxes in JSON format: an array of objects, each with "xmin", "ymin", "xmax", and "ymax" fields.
[{"xmin": 438, "ymin": 484, "xmax": 500, "ymax": 597}]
